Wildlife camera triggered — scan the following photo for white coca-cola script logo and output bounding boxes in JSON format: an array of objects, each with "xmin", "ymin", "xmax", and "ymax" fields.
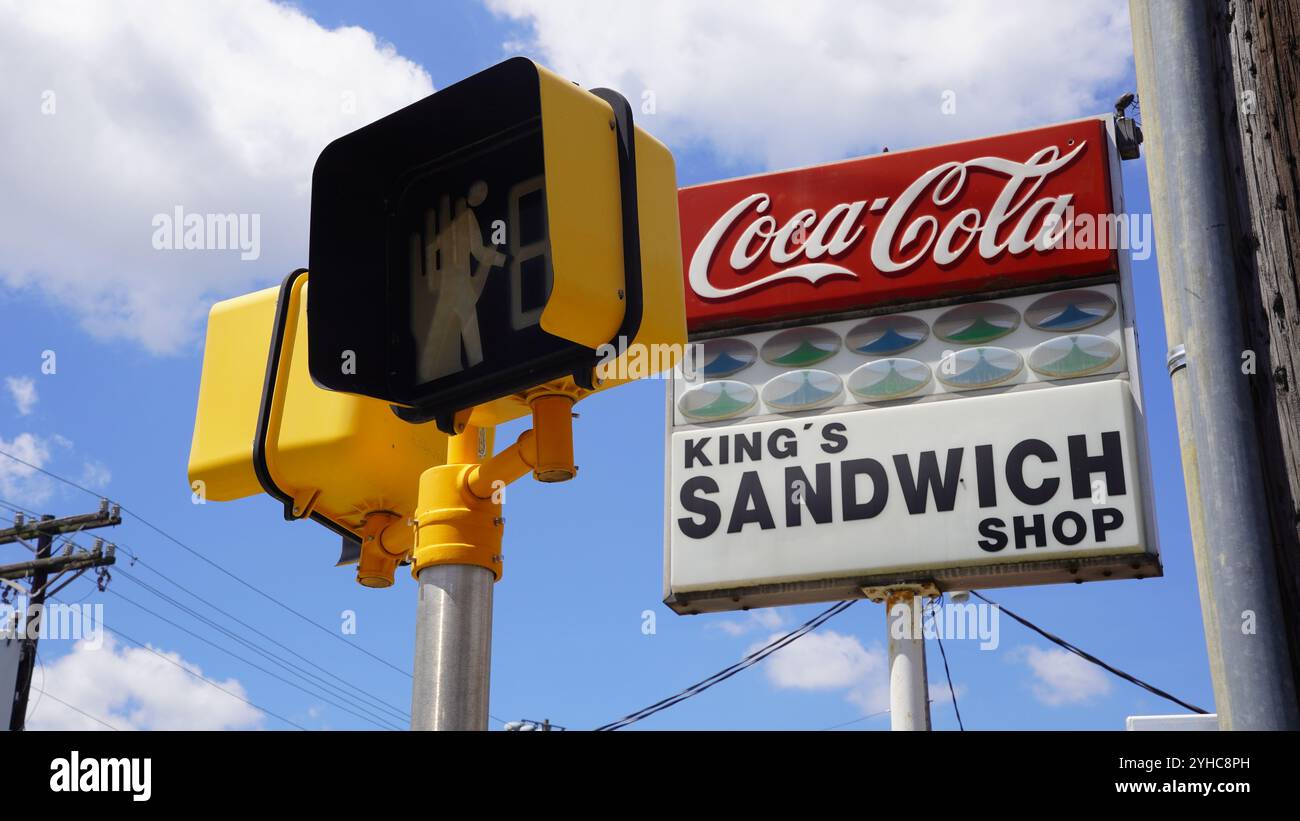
[{"xmin": 688, "ymin": 143, "xmax": 1086, "ymax": 300}]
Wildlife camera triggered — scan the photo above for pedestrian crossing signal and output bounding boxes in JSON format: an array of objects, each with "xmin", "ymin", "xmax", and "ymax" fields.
[{"xmin": 307, "ymin": 57, "xmax": 685, "ymax": 432}]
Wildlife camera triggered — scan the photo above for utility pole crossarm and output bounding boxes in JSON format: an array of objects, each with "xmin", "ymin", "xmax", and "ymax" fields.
[
  {"xmin": 0, "ymin": 544, "xmax": 116, "ymax": 581},
  {"xmin": 0, "ymin": 502, "xmax": 121, "ymax": 546}
]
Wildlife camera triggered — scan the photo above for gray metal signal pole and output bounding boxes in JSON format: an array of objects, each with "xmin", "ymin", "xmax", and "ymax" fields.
[
  {"xmin": 1130, "ymin": 0, "xmax": 1300, "ymax": 728},
  {"xmin": 410, "ymin": 564, "xmax": 494, "ymax": 731}
]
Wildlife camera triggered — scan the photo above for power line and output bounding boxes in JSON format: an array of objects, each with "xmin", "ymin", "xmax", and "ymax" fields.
[
  {"xmin": 44, "ymin": 591, "xmax": 308, "ymax": 730},
  {"xmin": 0, "ymin": 448, "xmax": 411, "ymax": 678},
  {"xmin": 595, "ymin": 600, "xmax": 856, "ymax": 731},
  {"xmin": 0, "ymin": 495, "xmax": 42, "ymax": 514},
  {"xmin": 2, "ymin": 460, "xmax": 512, "ymax": 728},
  {"xmin": 925, "ymin": 596, "xmax": 964, "ymax": 730},
  {"xmin": 933, "ymin": 630, "xmax": 963, "ymax": 729},
  {"xmin": 0, "ymin": 499, "xmax": 39, "ymax": 553},
  {"xmin": 30, "ymin": 526, "xmax": 411, "ymax": 726},
  {"xmin": 28, "ymin": 686, "xmax": 121, "ymax": 731},
  {"xmin": 19, "ymin": 516, "xmax": 412, "ymax": 725},
  {"xmin": 821, "ymin": 708, "xmax": 890, "ymax": 731},
  {"xmin": 111, "ymin": 564, "xmax": 410, "ymax": 724},
  {"xmin": 28, "ymin": 651, "xmax": 45, "ymax": 721},
  {"xmin": 972, "ymin": 591, "xmax": 1209, "ymax": 714},
  {"xmin": 100, "ymin": 581, "xmax": 401, "ymax": 730}
]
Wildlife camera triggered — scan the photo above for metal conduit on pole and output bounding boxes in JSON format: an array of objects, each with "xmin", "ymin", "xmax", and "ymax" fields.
[{"xmin": 1130, "ymin": 0, "xmax": 1300, "ymax": 729}]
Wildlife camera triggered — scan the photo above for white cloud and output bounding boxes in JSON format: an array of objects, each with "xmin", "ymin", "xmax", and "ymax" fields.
[
  {"xmin": 80, "ymin": 459, "xmax": 112, "ymax": 490},
  {"xmin": 711, "ymin": 607, "xmax": 786, "ymax": 636},
  {"xmin": 1017, "ymin": 645, "xmax": 1113, "ymax": 706},
  {"xmin": 26, "ymin": 634, "xmax": 264, "ymax": 730},
  {"xmin": 5, "ymin": 376, "xmax": 37, "ymax": 415},
  {"xmin": 714, "ymin": 620, "xmax": 748, "ymax": 637},
  {"xmin": 925, "ymin": 681, "xmax": 968, "ymax": 712},
  {"xmin": 753, "ymin": 628, "xmax": 889, "ymax": 713},
  {"xmin": 0, "ymin": 0, "xmax": 434, "ymax": 354},
  {"xmin": 0, "ymin": 431, "xmax": 110, "ymax": 508},
  {"xmin": 0, "ymin": 431, "xmax": 54, "ymax": 504},
  {"xmin": 487, "ymin": 0, "xmax": 1133, "ymax": 169},
  {"xmin": 753, "ymin": 627, "xmax": 968, "ymax": 723},
  {"xmin": 758, "ymin": 629, "xmax": 880, "ymax": 689}
]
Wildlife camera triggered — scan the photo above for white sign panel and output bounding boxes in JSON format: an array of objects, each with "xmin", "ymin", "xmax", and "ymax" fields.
[
  {"xmin": 664, "ymin": 119, "xmax": 1160, "ymax": 614},
  {"xmin": 665, "ymin": 379, "xmax": 1156, "ymax": 613}
]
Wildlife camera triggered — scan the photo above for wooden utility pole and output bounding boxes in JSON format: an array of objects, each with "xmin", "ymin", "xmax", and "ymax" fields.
[
  {"xmin": 1, "ymin": 501, "xmax": 121, "ymax": 730},
  {"xmin": 1208, "ymin": 0, "xmax": 1300, "ymax": 711},
  {"xmin": 1132, "ymin": 0, "xmax": 1300, "ymax": 727}
]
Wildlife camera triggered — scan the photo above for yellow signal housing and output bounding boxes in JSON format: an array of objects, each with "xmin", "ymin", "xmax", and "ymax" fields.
[
  {"xmin": 534, "ymin": 63, "xmax": 626, "ymax": 352},
  {"xmin": 187, "ymin": 270, "xmax": 449, "ymax": 584},
  {"xmin": 187, "ymin": 286, "xmax": 279, "ymax": 503},
  {"xmin": 466, "ymin": 65, "xmax": 688, "ymax": 428}
]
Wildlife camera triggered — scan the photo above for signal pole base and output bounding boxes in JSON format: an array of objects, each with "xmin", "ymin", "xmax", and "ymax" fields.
[{"xmin": 411, "ymin": 563, "xmax": 494, "ymax": 731}]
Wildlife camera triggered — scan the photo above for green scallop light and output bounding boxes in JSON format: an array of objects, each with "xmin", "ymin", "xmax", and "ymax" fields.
[
  {"xmin": 934, "ymin": 302, "xmax": 1020, "ymax": 344},
  {"xmin": 678, "ymin": 380, "xmax": 759, "ymax": 421},
  {"xmin": 761, "ymin": 369, "xmax": 843, "ymax": 412},
  {"xmin": 848, "ymin": 358, "xmax": 932, "ymax": 401},
  {"xmin": 936, "ymin": 346, "xmax": 1024, "ymax": 390},
  {"xmin": 1028, "ymin": 334, "xmax": 1121, "ymax": 378},
  {"xmin": 760, "ymin": 326, "xmax": 841, "ymax": 367}
]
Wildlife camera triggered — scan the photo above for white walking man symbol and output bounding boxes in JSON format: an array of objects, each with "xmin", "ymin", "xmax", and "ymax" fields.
[{"xmin": 410, "ymin": 180, "xmax": 507, "ymax": 383}]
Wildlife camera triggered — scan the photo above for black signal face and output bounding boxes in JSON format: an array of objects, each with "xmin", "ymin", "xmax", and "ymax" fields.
[
  {"xmin": 385, "ymin": 123, "xmax": 570, "ymax": 412},
  {"xmin": 308, "ymin": 57, "xmax": 599, "ymax": 425}
]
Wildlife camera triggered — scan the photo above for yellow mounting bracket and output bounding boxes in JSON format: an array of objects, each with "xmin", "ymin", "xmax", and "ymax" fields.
[
  {"xmin": 411, "ymin": 393, "xmax": 578, "ymax": 581},
  {"xmin": 354, "ymin": 511, "xmax": 412, "ymax": 589},
  {"xmin": 860, "ymin": 582, "xmax": 940, "ymax": 604}
]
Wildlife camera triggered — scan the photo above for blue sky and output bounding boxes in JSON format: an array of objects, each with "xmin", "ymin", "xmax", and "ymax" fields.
[{"xmin": 0, "ymin": 0, "xmax": 1211, "ymax": 730}]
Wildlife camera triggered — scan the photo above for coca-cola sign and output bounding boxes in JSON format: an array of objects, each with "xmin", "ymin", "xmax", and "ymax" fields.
[{"xmin": 679, "ymin": 118, "xmax": 1117, "ymax": 331}]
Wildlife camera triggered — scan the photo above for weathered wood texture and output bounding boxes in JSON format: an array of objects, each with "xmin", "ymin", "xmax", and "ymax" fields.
[{"xmin": 1211, "ymin": 0, "xmax": 1300, "ymax": 683}]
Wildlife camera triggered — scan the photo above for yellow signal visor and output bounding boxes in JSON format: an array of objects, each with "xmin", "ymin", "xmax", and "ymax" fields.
[{"xmin": 470, "ymin": 79, "xmax": 688, "ymax": 427}]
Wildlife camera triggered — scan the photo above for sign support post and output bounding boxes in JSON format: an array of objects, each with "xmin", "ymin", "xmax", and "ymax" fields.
[{"xmin": 886, "ymin": 590, "xmax": 930, "ymax": 731}]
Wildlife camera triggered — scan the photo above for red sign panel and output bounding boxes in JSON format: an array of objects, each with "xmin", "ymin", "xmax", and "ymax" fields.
[{"xmin": 678, "ymin": 118, "xmax": 1118, "ymax": 332}]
